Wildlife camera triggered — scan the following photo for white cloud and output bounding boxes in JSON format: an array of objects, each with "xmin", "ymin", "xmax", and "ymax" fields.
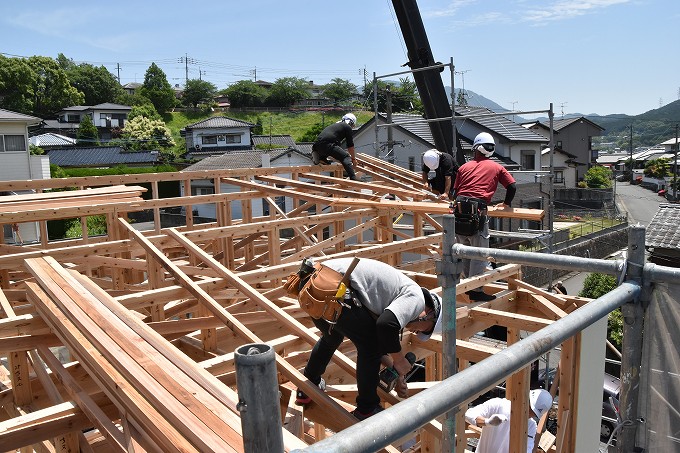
[
  {"xmin": 522, "ymin": 0, "xmax": 632, "ymax": 23},
  {"xmin": 424, "ymin": 0, "xmax": 479, "ymax": 18}
]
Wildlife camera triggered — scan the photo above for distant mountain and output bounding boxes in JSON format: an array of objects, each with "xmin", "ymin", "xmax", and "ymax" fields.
[{"xmin": 586, "ymin": 99, "xmax": 680, "ymax": 148}]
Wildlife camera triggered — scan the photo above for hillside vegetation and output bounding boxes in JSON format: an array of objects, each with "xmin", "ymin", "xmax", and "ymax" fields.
[
  {"xmin": 165, "ymin": 110, "xmax": 374, "ymax": 156},
  {"xmin": 588, "ymin": 99, "xmax": 680, "ymax": 150}
]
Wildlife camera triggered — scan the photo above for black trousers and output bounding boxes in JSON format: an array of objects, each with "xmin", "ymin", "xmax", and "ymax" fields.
[
  {"xmin": 312, "ymin": 141, "xmax": 356, "ymax": 180},
  {"xmin": 303, "ymin": 305, "xmax": 382, "ymax": 413}
]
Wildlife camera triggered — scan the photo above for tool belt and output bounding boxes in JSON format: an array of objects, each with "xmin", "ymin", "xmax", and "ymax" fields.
[
  {"xmin": 453, "ymin": 196, "xmax": 488, "ymax": 236},
  {"xmin": 297, "ymin": 263, "xmax": 345, "ymax": 324}
]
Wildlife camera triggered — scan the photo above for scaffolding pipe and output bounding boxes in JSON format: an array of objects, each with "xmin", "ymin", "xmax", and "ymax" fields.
[
  {"xmin": 451, "ymin": 243, "xmax": 626, "ymax": 277},
  {"xmin": 294, "ymin": 282, "xmax": 640, "ymax": 453},
  {"xmin": 643, "ymin": 262, "xmax": 680, "ymax": 283},
  {"xmin": 618, "ymin": 225, "xmax": 646, "ymax": 452},
  {"xmin": 235, "ymin": 343, "xmax": 284, "ymax": 453}
]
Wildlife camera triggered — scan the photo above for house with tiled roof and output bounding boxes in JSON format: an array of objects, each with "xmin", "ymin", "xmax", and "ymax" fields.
[
  {"xmin": 180, "ymin": 116, "xmax": 256, "ymax": 159},
  {"xmin": 522, "ymin": 116, "xmax": 604, "ymax": 181},
  {"xmin": 252, "ymin": 134, "xmax": 297, "ymax": 149},
  {"xmin": 45, "ymin": 146, "xmax": 160, "ymax": 168},
  {"xmin": 646, "ymin": 203, "xmax": 680, "ymax": 267},
  {"xmin": 42, "ymin": 103, "xmax": 132, "ymax": 141},
  {"xmin": 353, "ymin": 109, "xmax": 547, "ymax": 176},
  {"xmin": 180, "ymin": 147, "xmax": 313, "ymax": 220}
]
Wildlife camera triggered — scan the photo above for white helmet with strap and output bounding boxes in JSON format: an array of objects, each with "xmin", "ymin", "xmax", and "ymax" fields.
[
  {"xmin": 473, "ymin": 132, "xmax": 495, "ymax": 157},
  {"xmin": 341, "ymin": 113, "xmax": 356, "ymax": 127}
]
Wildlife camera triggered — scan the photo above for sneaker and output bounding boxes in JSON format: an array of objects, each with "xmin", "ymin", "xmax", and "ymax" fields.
[
  {"xmin": 352, "ymin": 405, "xmax": 383, "ymax": 421},
  {"xmin": 295, "ymin": 378, "xmax": 326, "ymax": 406},
  {"xmin": 466, "ymin": 290, "xmax": 496, "ymax": 302}
]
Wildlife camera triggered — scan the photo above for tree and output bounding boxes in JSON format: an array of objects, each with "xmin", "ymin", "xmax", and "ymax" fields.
[
  {"xmin": 138, "ymin": 63, "xmax": 176, "ymax": 114},
  {"xmin": 456, "ymin": 90, "xmax": 469, "ymax": 107},
  {"xmin": 322, "ymin": 78, "xmax": 357, "ymax": 105},
  {"xmin": 0, "ymin": 55, "xmax": 84, "ymax": 117},
  {"xmin": 77, "ymin": 115, "xmax": 99, "ymax": 146},
  {"xmin": 128, "ymin": 104, "xmax": 161, "ymax": 121},
  {"xmin": 182, "ymin": 79, "xmax": 217, "ymax": 108},
  {"xmin": 362, "ymin": 77, "xmax": 421, "ymax": 113},
  {"xmin": 300, "ymin": 122, "xmax": 326, "ymax": 142},
  {"xmin": 221, "ymin": 80, "xmax": 267, "ymax": 108},
  {"xmin": 121, "ymin": 116, "xmax": 175, "ymax": 151},
  {"xmin": 266, "ymin": 77, "xmax": 310, "ymax": 107},
  {"xmin": 579, "ymin": 273, "xmax": 621, "ymax": 349},
  {"xmin": 644, "ymin": 157, "xmax": 670, "ymax": 178},
  {"xmin": 584, "ymin": 165, "xmax": 612, "ymax": 188},
  {"xmin": 61, "ymin": 54, "xmax": 124, "ymax": 105}
]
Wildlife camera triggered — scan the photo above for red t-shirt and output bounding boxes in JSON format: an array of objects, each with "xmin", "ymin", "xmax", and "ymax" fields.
[{"xmin": 453, "ymin": 157, "xmax": 515, "ymax": 203}]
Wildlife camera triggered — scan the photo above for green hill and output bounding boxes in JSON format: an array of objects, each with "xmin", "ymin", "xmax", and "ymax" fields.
[{"xmin": 588, "ymin": 99, "xmax": 680, "ymax": 150}]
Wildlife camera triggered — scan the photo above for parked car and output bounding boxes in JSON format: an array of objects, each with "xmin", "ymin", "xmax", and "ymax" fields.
[{"xmin": 601, "ymin": 373, "xmax": 621, "ymax": 441}]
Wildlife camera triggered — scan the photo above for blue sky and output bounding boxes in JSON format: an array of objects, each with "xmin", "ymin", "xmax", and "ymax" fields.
[{"xmin": 2, "ymin": 0, "xmax": 678, "ymax": 116}]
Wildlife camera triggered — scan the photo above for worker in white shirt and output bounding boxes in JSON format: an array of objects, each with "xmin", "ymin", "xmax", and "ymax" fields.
[{"xmin": 464, "ymin": 389, "xmax": 553, "ymax": 453}]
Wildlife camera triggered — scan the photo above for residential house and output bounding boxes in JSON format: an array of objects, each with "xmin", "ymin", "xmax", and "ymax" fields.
[
  {"xmin": 0, "ymin": 108, "xmax": 50, "ymax": 244},
  {"xmin": 42, "ymin": 103, "xmax": 132, "ymax": 141},
  {"xmin": 646, "ymin": 203, "xmax": 680, "ymax": 267},
  {"xmin": 352, "ymin": 108, "xmax": 547, "ymax": 176},
  {"xmin": 522, "ymin": 116, "xmax": 605, "ymax": 182},
  {"xmin": 180, "ymin": 147, "xmax": 312, "ymax": 220},
  {"xmin": 123, "ymin": 82, "xmax": 142, "ymax": 96},
  {"xmin": 46, "ymin": 146, "xmax": 160, "ymax": 168},
  {"xmin": 541, "ymin": 147, "xmax": 578, "ymax": 188},
  {"xmin": 181, "ymin": 116, "xmax": 255, "ymax": 160}
]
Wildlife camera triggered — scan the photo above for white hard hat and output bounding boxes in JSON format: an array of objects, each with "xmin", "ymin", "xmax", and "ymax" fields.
[
  {"xmin": 473, "ymin": 132, "xmax": 495, "ymax": 157},
  {"xmin": 529, "ymin": 389, "xmax": 553, "ymax": 420},
  {"xmin": 341, "ymin": 113, "xmax": 356, "ymax": 127},
  {"xmin": 423, "ymin": 149, "xmax": 440, "ymax": 170},
  {"xmin": 416, "ymin": 292, "xmax": 442, "ymax": 341}
]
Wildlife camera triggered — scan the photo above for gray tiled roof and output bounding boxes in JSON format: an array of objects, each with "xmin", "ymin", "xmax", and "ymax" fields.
[
  {"xmin": 185, "ymin": 117, "xmax": 256, "ymax": 129},
  {"xmin": 646, "ymin": 203, "xmax": 680, "ymax": 251},
  {"xmin": 182, "ymin": 148, "xmax": 308, "ymax": 171},
  {"xmin": 550, "ymin": 116, "xmax": 605, "ymax": 132},
  {"xmin": 29, "ymin": 133, "xmax": 76, "ymax": 148},
  {"xmin": 46, "ymin": 146, "xmax": 159, "ymax": 167},
  {"xmin": 456, "ymin": 107, "xmax": 547, "ymax": 142},
  {"xmin": 0, "ymin": 108, "xmax": 41, "ymax": 123},
  {"xmin": 252, "ymin": 135, "xmax": 297, "ymax": 148}
]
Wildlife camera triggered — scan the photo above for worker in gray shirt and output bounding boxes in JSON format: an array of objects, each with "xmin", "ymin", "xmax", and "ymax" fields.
[{"xmin": 285, "ymin": 257, "xmax": 442, "ymax": 420}]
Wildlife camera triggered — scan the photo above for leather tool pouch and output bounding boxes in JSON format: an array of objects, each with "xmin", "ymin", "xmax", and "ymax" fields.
[
  {"xmin": 454, "ymin": 197, "xmax": 487, "ymax": 236},
  {"xmin": 298, "ymin": 263, "xmax": 344, "ymax": 323}
]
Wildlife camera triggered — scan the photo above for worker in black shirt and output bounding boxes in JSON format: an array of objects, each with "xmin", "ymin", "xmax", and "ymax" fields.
[
  {"xmin": 421, "ymin": 149, "xmax": 456, "ymax": 200},
  {"xmin": 312, "ymin": 113, "xmax": 358, "ymax": 180}
]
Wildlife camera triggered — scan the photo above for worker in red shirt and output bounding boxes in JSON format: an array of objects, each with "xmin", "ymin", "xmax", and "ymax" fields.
[{"xmin": 453, "ymin": 132, "xmax": 516, "ymax": 302}]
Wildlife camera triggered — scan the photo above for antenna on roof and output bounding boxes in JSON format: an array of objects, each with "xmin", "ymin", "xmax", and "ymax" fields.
[{"xmin": 560, "ymin": 102, "xmax": 568, "ymax": 118}]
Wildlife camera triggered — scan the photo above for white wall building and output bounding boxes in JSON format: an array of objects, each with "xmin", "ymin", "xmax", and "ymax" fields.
[{"xmin": 0, "ymin": 108, "xmax": 51, "ymax": 244}]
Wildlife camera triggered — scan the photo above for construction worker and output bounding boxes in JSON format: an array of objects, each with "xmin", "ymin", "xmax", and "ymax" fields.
[
  {"xmin": 464, "ymin": 388, "xmax": 553, "ymax": 453},
  {"xmin": 284, "ymin": 257, "xmax": 442, "ymax": 420},
  {"xmin": 453, "ymin": 132, "xmax": 516, "ymax": 302},
  {"xmin": 421, "ymin": 148, "xmax": 456, "ymax": 200},
  {"xmin": 312, "ymin": 113, "xmax": 358, "ymax": 180},
  {"xmin": 551, "ymin": 281, "xmax": 567, "ymax": 295}
]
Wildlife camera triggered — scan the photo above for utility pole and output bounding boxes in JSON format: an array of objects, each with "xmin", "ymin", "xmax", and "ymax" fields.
[
  {"xmin": 185, "ymin": 53, "xmax": 189, "ymax": 85},
  {"xmin": 674, "ymin": 123, "xmax": 678, "ymax": 200},
  {"xmin": 629, "ymin": 124, "xmax": 634, "ymax": 183},
  {"xmin": 116, "ymin": 63, "xmax": 121, "ymax": 84},
  {"xmin": 385, "ymin": 85, "xmax": 394, "ymax": 164}
]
